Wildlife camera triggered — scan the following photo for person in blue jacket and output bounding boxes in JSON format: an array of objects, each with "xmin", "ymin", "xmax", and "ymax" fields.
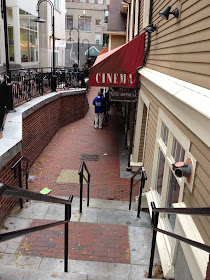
[{"xmin": 93, "ymin": 89, "xmax": 105, "ymax": 129}]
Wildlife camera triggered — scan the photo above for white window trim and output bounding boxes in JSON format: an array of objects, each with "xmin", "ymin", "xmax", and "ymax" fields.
[
  {"xmin": 131, "ymin": 89, "xmax": 149, "ymax": 170},
  {"xmin": 150, "ymin": 109, "xmax": 191, "ymax": 262}
]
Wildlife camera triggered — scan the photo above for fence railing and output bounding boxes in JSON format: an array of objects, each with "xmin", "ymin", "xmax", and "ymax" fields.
[
  {"xmin": 78, "ymin": 161, "xmax": 90, "ymax": 214},
  {"xmin": 129, "ymin": 166, "xmax": 147, "ymax": 218},
  {"xmin": 11, "ymin": 156, "xmax": 30, "ymax": 209},
  {"xmin": 10, "ymin": 67, "xmax": 88, "ymax": 107},
  {"xmin": 148, "ymin": 202, "xmax": 210, "ymax": 278},
  {"xmin": 0, "ymin": 183, "xmax": 73, "ymax": 272}
]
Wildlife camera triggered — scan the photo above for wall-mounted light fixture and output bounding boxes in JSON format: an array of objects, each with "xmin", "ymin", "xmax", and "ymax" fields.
[
  {"xmin": 145, "ymin": 23, "xmax": 157, "ymax": 33},
  {"xmin": 159, "ymin": 6, "xmax": 179, "ymax": 20}
]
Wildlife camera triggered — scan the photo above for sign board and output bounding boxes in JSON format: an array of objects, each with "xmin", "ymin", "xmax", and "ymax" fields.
[
  {"xmin": 109, "ymin": 88, "xmax": 138, "ymax": 103},
  {"xmin": 55, "ymin": 40, "xmax": 66, "ymax": 48}
]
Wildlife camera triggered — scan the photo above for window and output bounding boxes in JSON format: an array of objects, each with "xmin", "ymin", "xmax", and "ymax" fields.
[
  {"xmin": 80, "ymin": 0, "xmax": 85, "ymax": 2},
  {"xmin": 78, "ymin": 16, "xmax": 91, "ymax": 32},
  {"xmin": 89, "ymin": 0, "xmax": 94, "ymax": 3},
  {"xmin": 96, "ymin": 19, "xmax": 102, "ymax": 26},
  {"xmin": 98, "ymin": 0, "xmax": 103, "ymax": 4},
  {"xmin": 54, "ymin": 0, "xmax": 61, "ymax": 11},
  {"xmin": 95, "ymin": 33, "xmax": 101, "ymax": 44},
  {"xmin": 7, "ymin": 8, "xmax": 14, "ymax": 62},
  {"xmin": 152, "ymin": 110, "xmax": 190, "ymax": 236},
  {"xmin": 19, "ymin": 9, "xmax": 38, "ymax": 63},
  {"xmin": 66, "ymin": 16, "xmax": 73, "ymax": 30}
]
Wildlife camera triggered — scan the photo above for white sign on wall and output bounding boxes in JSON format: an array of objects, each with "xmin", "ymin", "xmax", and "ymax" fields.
[{"xmin": 55, "ymin": 40, "xmax": 66, "ymax": 48}]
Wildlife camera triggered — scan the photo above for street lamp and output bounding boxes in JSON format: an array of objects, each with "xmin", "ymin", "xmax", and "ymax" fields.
[
  {"xmin": 68, "ymin": 27, "xmax": 80, "ymax": 68},
  {"xmin": 82, "ymin": 39, "xmax": 90, "ymax": 66},
  {"xmin": 34, "ymin": 0, "xmax": 57, "ymax": 92}
]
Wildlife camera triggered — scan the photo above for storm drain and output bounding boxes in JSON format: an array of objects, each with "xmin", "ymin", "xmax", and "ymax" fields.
[{"xmin": 80, "ymin": 154, "xmax": 99, "ymax": 161}]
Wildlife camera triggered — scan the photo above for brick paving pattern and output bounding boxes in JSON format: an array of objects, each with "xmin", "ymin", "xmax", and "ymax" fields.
[
  {"xmin": 18, "ymin": 220, "xmax": 130, "ymax": 264},
  {"xmin": 28, "ymin": 86, "xmax": 138, "ymax": 201}
]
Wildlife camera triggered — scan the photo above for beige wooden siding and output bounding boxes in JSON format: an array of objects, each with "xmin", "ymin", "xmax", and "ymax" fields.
[
  {"xmin": 140, "ymin": 83, "xmax": 210, "ymax": 245},
  {"xmin": 144, "ymin": 0, "xmax": 210, "ymax": 89},
  {"xmin": 110, "ymin": 35, "xmax": 126, "ymax": 50},
  {"xmin": 139, "ymin": 0, "xmax": 144, "ymax": 34}
]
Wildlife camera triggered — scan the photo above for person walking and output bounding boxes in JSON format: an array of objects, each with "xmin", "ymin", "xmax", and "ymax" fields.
[
  {"xmin": 93, "ymin": 90, "xmax": 105, "ymax": 129},
  {"xmin": 104, "ymin": 88, "xmax": 111, "ymax": 120}
]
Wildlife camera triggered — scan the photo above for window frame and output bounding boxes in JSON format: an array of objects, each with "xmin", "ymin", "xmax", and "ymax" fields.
[
  {"xmin": 151, "ymin": 109, "xmax": 190, "ymax": 255},
  {"xmin": 19, "ymin": 9, "xmax": 38, "ymax": 63},
  {"xmin": 78, "ymin": 16, "xmax": 92, "ymax": 32}
]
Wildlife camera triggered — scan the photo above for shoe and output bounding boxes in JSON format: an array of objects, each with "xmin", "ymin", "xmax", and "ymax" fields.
[
  {"xmin": 94, "ymin": 126, "xmax": 98, "ymax": 129},
  {"xmin": 99, "ymin": 127, "xmax": 102, "ymax": 129}
]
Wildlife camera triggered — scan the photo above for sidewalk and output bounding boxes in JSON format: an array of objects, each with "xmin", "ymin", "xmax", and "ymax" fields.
[
  {"xmin": 28, "ymin": 86, "xmax": 137, "ymax": 200},
  {"xmin": 0, "ymin": 86, "xmax": 161, "ymax": 280}
]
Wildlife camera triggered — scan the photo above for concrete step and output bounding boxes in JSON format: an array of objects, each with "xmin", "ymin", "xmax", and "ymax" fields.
[{"xmin": 0, "ymin": 265, "xmax": 87, "ymax": 280}]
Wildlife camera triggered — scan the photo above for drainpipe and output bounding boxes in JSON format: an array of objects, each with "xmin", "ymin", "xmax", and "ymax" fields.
[{"xmin": 128, "ymin": 0, "xmax": 153, "ymax": 170}]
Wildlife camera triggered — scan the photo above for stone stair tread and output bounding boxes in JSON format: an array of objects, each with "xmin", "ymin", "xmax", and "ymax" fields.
[{"xmin": 0, "ymin": 265, "xmax": 87, "ymax": 280}]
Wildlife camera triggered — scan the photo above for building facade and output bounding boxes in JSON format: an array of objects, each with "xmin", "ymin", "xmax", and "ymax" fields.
[
  {"xmin": 0, "ymin": 0, "xmax": 66, "ymax": 71},
  {"xmin": 128, "ymin": 0, "xmax": 210, "ymax": 279},
  {"xmin": 65, "ymin": 0, "xmax": 108, "ymax": 68},
  {"xmin": 106, "ymin": 0, "xmax": 210, "ymax": 279},
  {"xmin": 105, "ymin": 0, "xmax": 126, "ymax": 51}
]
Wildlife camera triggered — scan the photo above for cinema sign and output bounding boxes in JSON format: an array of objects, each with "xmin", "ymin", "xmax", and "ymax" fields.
[{"xmin": 109, "ymin": 88, "xmax": 138, "ymax": 103}]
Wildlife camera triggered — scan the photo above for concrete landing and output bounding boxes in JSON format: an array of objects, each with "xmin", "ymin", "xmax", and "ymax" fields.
[{"xmin": 0, "ymin": 198, "xmax": 161, "ymax": 280}]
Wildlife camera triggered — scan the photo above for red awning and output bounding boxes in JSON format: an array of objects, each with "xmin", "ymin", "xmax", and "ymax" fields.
[{"xmin": 89, "ymin": 32, "xmax": 145, "ymax": 88}]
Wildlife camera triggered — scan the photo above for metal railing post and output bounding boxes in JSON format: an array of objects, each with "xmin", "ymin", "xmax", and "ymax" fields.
[
  {"xmin": 87, "ymin": 173, "xmax": 90, "ymax": 207},
  {"xmin": 18, "ymin": 163, "xmax": 23, "ymax": 209},
  {"xmin": 64, "ymin": 203, "xmax": 70, "ymax": 272},
  {"xmin": 129, "ymin": 178, "xmax": 133, "ymax": 210},
  {"xmin": 79, "ymin": 168, "xmax": 83, "ymax": 214},
  {"xmin": 148, "ymin": 204, "xmax": 159, "ymax": 278},
  {"xmin": 137, "ymin": 167, "xmax": 147, "ymax": 218}
]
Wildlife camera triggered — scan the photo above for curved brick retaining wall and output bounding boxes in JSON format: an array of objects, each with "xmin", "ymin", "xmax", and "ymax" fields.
[{"xmin": 0, "ymin": 89, "xmax": 89, "ymax": 223}]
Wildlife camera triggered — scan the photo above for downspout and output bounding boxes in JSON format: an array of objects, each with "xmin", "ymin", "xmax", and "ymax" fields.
[{"xmin": 135, "ymin": 0, "xmax": 153, "ymax": 88}]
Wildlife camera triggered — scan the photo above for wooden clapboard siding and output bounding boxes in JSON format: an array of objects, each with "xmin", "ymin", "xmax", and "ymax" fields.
[
  {"xmin": 140, "ymin": 83, "xmax": 210, "ymax": 244},
  {"xmin": 110, "ymin": 35, "xmax": 126, "ymax": 50},
  {"xmin": 144, "ymin": 0, "xmax": 210, "ymax": 89},
  {"xmin": 139, "ymin": 0, "xmax": 144, "ymax": 34}
]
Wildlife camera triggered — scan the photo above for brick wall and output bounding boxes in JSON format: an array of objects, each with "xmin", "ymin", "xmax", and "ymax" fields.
[
  {"xmin": 0, "ymin": 153, "xmax": 21, "ymax": 223},
  {"xmin": 0, "ymin": 91, "xmax": 89, "ymax": 223},
  {"xmin": 206, "ymin": 255, "xmax": 210, "ymax": 280},
  {"xmin": 22, "ymin": 93, "xmax": 89, "ymax": 166}
]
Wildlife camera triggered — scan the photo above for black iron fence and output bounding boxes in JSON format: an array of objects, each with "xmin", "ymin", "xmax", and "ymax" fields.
[
  {"xmin": 10, "ymin": 67, "xmax": 88, "ymax": 106},
  {"xmin": 0, "ymin": 67, "xmax": 89, "ymax": 132}
]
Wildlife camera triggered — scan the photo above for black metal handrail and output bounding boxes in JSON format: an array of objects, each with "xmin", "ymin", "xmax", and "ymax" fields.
[
  {"xmin": 0, "ymin": 183, "xmax": 73, "ymax": 272},
  {"xmin": 148, "ymin": 202, "xmax": 210, "ymax": 278},
  {"xmin": 78, "ymin": 161, "xmax": 90, "ymax": 214},
  {"xmin": 11, "ymin": 156, "xmax": 30, "ymax": 209},
  {"xmin": 129, "ymin": 166, "xmax": 147, "ymax": 218}
]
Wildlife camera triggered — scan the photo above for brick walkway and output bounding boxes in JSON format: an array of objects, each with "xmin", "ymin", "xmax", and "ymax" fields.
[
  {"xmin": 18, "ymin": 220, "xmax": 130, "ymax": 264},
  {"xmin": 29, "ymin": 86, "xmax": 135, "ymax": 201}
]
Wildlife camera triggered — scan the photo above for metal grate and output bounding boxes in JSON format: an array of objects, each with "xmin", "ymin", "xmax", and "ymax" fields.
[{"xmin": 80, "ymin": 154, "xmax": 99, "ymax": 161}]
